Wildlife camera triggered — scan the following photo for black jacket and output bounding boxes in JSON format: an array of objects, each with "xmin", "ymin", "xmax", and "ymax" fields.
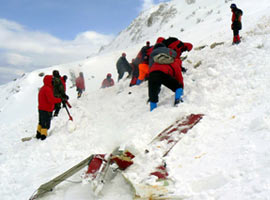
[
  {"xmin": 116, "ymin": 56, "xmax": 132, "ymax": 74},
  {"xmin": 232, "ymin": 8, "xmax": 243, "ymax": 30}
]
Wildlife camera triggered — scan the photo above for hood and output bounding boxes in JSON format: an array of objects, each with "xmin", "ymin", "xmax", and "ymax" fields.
[{"xmin": 43, "ymin": 75, "xmax": 53, "ymax": 87}]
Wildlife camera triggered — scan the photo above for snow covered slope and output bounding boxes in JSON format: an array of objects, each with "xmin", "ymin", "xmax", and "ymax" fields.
[{"xmin": 1, "ymin": 0, "xmax": 270, "ymax": 200}]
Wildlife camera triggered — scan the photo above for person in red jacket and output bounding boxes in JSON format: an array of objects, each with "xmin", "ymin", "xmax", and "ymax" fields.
[
  {"xmin": 76, "ymin": 72, "xmax": 85, "ymax": 98},
  {"xmin": 36, "ymin": 75, "xmax": 62, "ymax": 140},
  {"xmin": 148, "ymin": 45, "xmax": 184, "ymax": 111},
  {"xmin": 230, "ymin": 3, "xmax": 243, "ymax": 44},
  {"xmin": 101, "ymin": 73, "xmax": 115, "ymax": 88}
]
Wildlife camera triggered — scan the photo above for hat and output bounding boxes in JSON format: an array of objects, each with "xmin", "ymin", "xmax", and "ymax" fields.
[
  {"xmin": 53, "ymin": 70, "xmax": 60, "ymax": 78},
  {"xmin": 107, "ymin": 73, "xmax": 112, "ymax": 78},
  {"xmin": 230, "ymin": 3, "xmax": 237, "ymax": 9},
  {"xmin": 146, "ymin": 41, "xmax": 150, "ymax": 46}
]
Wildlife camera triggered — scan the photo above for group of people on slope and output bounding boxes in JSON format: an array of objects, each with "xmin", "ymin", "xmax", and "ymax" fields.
[
  {"xmin": 36, "ymin": 3, "xmax": 243, "ymax": 140},
  {"xmin": 116, "ymin": 36, "xmax": 193, "ymax": 111},
  {"xmin": 37, "ymin": 67, "xmax": 116, "ymax": 140},
  {"xmin": 114, "ymin": 3, "xmax": 242, "ymax": 111},
  {"xmin": 37, "ymin": 70, "xmax": 88, "ymax": 140}
]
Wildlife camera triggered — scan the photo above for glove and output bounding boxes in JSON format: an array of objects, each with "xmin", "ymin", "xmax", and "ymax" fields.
[
  {"xmin": 62, "ymin": 100, "xmax": 66, "ymax": 108},
  {"xmin": 185, "ymin": 43, "xmax": 193, "ymax": 51},
  {"xmin": 64, "ymin": 94, "xmax": 69, "ymax": 100},
  {"xmin": 181, "ymin": 67, "xmax": 187, "ymax": 73}
]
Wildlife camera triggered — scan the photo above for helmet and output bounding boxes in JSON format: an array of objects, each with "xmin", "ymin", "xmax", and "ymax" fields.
[
  {"xmin": 53, "ymin": 70, "xmax": 60, "ymax": 78},
  {"xmin": 230, "ymin": 3, "xmax": 236, "ymax": 9},
  {"xmin": 122, "ymin": 52, "xmax": 126, "ymax": 57},
  {"xmin": 146, "ymin": 41, "xmax": 150, "ymax": 46},
  {"xmin": 107, "ymin": 73, "xmax": 112, "ymax": 78}
]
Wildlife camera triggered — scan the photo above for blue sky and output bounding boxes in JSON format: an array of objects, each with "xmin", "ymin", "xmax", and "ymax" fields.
[
  {"xmin": 0, "ymin": 0, "xmax": 170, "ymax": 85},
  {"xmin": 1, "ymin": 0, "xmax": 143, "ymax": 40}
]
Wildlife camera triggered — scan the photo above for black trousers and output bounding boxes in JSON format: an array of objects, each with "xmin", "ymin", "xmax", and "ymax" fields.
[
  {"xmin": 39, "ymin": 110, "xmax": 52, "ymax": 129},
  {"xmin": 233, "ymin": 29, "xmax": 239, "ymax": 36},
  {"xmin": 77, "ymin": 88, "xmax": 83, "ymax": 98},
  {"xmin": 118, "ymin": 71, "xmax": 125, "ymax": 81},
  {"xmin": 148, "ymin": 71, "xmax": 183, "ymax": 103}
]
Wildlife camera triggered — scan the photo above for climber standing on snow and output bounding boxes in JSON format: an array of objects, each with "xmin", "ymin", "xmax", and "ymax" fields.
[
  {"xmin": 230, "ymin": 3, "xmax": 243, "ymax": 44},
  {"xmin": 52, "ymin": 70, "xmax": 69, "ymax": 117},
  {"xmin": 36, "ymin": 75, "xmax": 62, "ymax": 140},
  {"xmin": 76, "ymin": 72, "xmax": 85, "ymax": 98},
  {"xmin": 116, "ymin": 53, "xmax": 132, "ymax": 82}
]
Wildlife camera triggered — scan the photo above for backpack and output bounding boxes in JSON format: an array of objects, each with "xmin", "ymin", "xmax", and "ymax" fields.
[{"xmin": 153, "ymin": 53, "xmax": 175, "ymax": 64}]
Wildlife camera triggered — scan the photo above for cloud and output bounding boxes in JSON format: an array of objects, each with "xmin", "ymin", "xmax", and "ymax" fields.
[
  {"xmin": 0, "ymin": 66, "xmax": 25, "ymax": 76},
  {"xmin": 140, "ymin": 0, "xmax": 170, "ymax": 11},
  {"xmin": 0, "ymin": 18, "xmax": 114, "ymax": 84},
  {"xmin": 3, "ymin": 53, "xmax": 32, "ymax": 66},
  {"xmin": 141, "ymin": 0, "xmax": 155, "ymax": 11},
  {"xmin": 0, "ymin": 66, "xmax": 25, "ymax": 85}
]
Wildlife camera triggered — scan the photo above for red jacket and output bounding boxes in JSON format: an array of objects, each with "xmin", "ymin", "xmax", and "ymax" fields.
[
  {"xmin": 136, "ymin": 45, "xmax": 153, "ymax": 64},
  {"xmin": 76, "ymin": 76, "xmax": 85, "ymax": 90},
  {"xmin": 101, "ymin": 78, "xmax": 114, "ymax": 88},
  {"xmin": 168, "ymin": 41, "xmax": 193, "ymax": 58},
  {"xmin": 38, "ymin": 75, "xmax": 62, "ymax": 112},
  {"xmin": 149, "ymin": 58, "xmax": 184, "ymax": 87},
  {"xmin": 231, "ymin": 8, "xmax": 242, "ymax": 30}
]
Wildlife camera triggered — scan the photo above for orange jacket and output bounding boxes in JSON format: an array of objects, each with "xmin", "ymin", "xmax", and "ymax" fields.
[{"xmin": 138, "ymin": 63, "xmax": 149, "ymax": 81}]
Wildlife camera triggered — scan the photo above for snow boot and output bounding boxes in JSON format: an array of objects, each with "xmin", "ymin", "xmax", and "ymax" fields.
[
  {"xmin": 36, "ymin": 124, "xmax": 42, "ymax": 139},
  {"xmin": 40, "ymin": 128, "xmax": 47, "ymax": 140},
  {"xmin": 174, "ymin": 98, "xmax": 183, "ymax": 106},
  {"xmin": 232, "ymin": 35, "xmax": 241, "ymax": 45},
  {"xmin": 36, "ymin": 132, "xmax": 41, "ymax": 139},
  {"xmin": 150, "ymin": 102, "xmax": 157, "ymax": 111},
  {"xmin": 236, "ymin": 35, "xmax": 241, "ymax": 44},
  {"xmin": 174, "ymin": 88, "xmax": 183, "ymax": 106}
]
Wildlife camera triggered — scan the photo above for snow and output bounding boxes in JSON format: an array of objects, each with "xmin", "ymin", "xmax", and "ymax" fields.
[{"xmin": 1, "ymin": 0, "xmax": 270, "ymax": 199}]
